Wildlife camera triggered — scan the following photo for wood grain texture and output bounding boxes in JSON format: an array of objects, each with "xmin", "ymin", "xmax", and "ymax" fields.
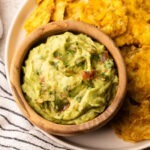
[{"xmin": 10, "ymin": 20, "xmax": 127, "ymax": 136}]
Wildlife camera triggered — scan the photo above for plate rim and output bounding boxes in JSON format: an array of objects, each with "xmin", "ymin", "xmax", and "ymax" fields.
[{"xmin": 4, "ymin": 0, "xmax": 150, "ymax": 150}]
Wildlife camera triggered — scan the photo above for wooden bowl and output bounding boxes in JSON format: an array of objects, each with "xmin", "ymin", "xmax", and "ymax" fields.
[{"xmin": 10, "ymin": 20, "xmax": 127, "ymax": 136}]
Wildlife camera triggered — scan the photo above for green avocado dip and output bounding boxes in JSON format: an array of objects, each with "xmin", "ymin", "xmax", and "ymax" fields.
[{"xmin": 22, "ymin": 32, "xmax": 118, "ymax": 125}]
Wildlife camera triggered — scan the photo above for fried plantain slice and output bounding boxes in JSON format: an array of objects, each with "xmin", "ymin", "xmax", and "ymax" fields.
[
  {"xmin": 64, "ymin": 0, "xmax": 87, "ymax": 21},
  {"xmin": 112, "ymin": 45, "xmax": 150, "ymax": 141},
  {"xmin": 121, "ymin": 45, "xmax": 150, "ymax": 101},
  {"xmin": 115, "ymin": 0, "xmax": 150, "ymax": 46},
  {"xmin": 82, "ymin": 0, "xmax": 128, "ymax": 37},
  {"xmin": 36, "ymin": 0, "xmax": 44, "ymax": 4},
  {"xmin": 65, "ymin": 0, "xmax": 128, "ymax": 38},
  {"xmin": 51, "ymin": 0, "xmax": 67, "ymax": 21},
  {"xmin": 24, "ymin": 0, "xmax": 55, "ymax": 34},
  {"xmin": 112, "ymin": 98, "xmax": 150, "ymax": 142}
]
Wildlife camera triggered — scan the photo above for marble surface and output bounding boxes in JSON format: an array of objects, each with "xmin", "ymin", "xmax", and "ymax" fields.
[{"xmin": 0, "ymin": 0, "xmax": 26, "ymax": 60}]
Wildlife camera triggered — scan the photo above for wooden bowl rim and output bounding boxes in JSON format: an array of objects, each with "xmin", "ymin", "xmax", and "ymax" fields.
[{"xmin": 10, "ymin": 20, "xmax": 127, "ymax": 136}]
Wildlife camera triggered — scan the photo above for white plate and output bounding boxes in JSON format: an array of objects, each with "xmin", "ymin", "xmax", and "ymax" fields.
[
  {"xmin": 5, "ymin": 0, "xmax": 150, "ymax": 149},
  {"xmin": 0, "ymin": 17, "xmax": 3, "ymax": 39}
]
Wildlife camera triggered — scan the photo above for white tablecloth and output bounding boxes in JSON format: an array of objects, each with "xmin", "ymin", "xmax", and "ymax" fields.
[{"xmin": 0, "ymin": 0, "xmax": 25, "ymax": 59}]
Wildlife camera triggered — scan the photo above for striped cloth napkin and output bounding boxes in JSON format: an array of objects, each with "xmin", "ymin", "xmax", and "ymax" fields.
[{"xmin": 0, "ymin": 59, "xmax": 68, "ymax": 150}]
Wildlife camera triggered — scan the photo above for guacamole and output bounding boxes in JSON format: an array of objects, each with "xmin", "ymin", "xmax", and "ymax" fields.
[{"xmin": 22, "ymin": 32, "xmax": 118, "ymax": 125}]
